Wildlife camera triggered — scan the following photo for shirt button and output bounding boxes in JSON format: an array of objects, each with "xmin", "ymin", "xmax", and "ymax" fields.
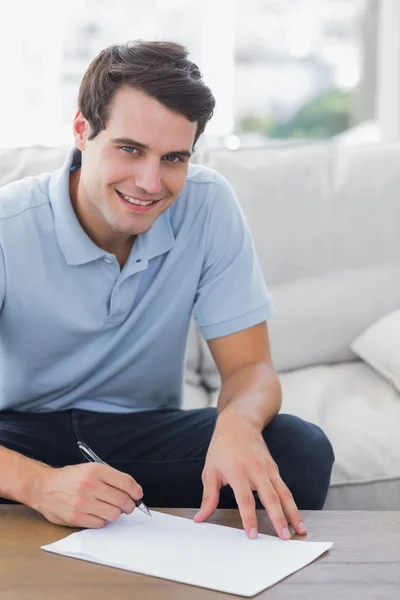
[{"xmin": 103, "ymin": 258, "xmax": 113, "ymax": 264}]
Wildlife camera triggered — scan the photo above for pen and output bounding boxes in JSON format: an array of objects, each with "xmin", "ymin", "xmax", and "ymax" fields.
[{"xmin": 77, "ymin": 441, "xmax": 152, "ymax": 517}]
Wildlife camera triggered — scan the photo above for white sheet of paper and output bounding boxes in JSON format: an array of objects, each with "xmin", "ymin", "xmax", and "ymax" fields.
[{"xmin": 41, "ymin": 510, "xmax": 333, "ymax": 596}]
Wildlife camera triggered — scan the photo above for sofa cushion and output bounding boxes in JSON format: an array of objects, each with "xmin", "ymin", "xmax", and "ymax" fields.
[
  {"xmin": 185, "ymin": 319, "xmax": 202, "ymax": 387},
  {"xmin": 199, "ymin": 143, "xmax": 400, "ymax": 373},
  {"xmin": 351, "ymin": 308, "xmax": 400, "ymax": 394},
  {"xmin": 0, "ymin": 145, "xmax": 72, "ymax": 186},
  {"xmin": 183, "ymin": 382, "xmax": 210, "ymax": 410},
  {"xmin": 210, "ymin": 360, "xmax": 400, "ymax": 509}
]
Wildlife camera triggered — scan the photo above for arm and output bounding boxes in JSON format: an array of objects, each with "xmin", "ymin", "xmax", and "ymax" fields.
[
  {"xmin": 0, "ymin": 445, "xmax": 143, "ymax": 528},
  {"xmin": 0, "ymin": 445, "xmax": 50, "ymax": 504},
  {"xmin": 0, "ymin": 253, "xmax": 41, "ymax": 503},
  {"xmin": 210, "ymin": 321, "xmax": 281, "ymax": 428},
  {"xmin": 194, "ymin": 322, "xmax": 306, "ymax": 540}
]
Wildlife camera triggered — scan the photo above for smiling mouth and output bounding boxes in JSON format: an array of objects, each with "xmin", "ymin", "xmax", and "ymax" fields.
[{"xmin": 116, "ymin": 189, "xmax": 160, "ymax": 206}]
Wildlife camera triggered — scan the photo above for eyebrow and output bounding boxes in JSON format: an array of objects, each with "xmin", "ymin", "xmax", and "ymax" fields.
[{"xmin": 111, "ymin": 137, "xmax": 192, "ymax": 158}]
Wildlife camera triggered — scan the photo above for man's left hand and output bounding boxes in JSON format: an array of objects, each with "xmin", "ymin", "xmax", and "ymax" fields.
[{"xmin": 193, "ymin": 409, "xmax": 307, "ymax": 540}]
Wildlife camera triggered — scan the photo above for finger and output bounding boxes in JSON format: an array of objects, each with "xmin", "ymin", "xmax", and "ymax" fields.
[
  {"xmin": 193, "ymin": 470, "xmax": 220, "ymax": 523},
  {"xmin": 71, "ymin": 512, "xmax": 107, "ymax": 529},
  {"xmin": 99, "ymin": 465, "xmax": 143, "ymax": 501},
  {"xmin": 71, "ymin": 493, "xmax": 123, "ymax": 524},
  {"xmin": 85, "ymin": 498, "xmax": 123, "ymax": 523},
  {"xmin": 255, "ymin": 478, "xmax": 291, "ymax": 540},
  {"xmin": 96, "ymin": 483, "xmax": 136, "ymax": 514},
  {"xmin": 230, "ymin": 478, "xmax": 258, "ymax": 539},
  {"xmin": 271, "ymin": 475, "xmax": 307, "ymax": 535},
  {"xmin": 72, "ymin": 513, "xmax": 107, "ymax": 529},
  {"xmin": 85, "ymin": 515, "xmax": 107, "ymax": 528}
]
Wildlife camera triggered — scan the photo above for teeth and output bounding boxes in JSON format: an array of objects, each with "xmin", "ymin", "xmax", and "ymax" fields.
[{"xmin": 120, "ymin": 192, "xmax": 154, "ymax": 206}]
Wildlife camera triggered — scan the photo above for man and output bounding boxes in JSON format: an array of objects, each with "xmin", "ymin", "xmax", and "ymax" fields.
[{"xmin": 0, "ymin": 41, "xmax": 334, "ymax": 541}]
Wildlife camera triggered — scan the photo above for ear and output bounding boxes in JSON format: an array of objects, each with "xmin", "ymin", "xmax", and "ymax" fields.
[{"xmin": 72, "ymin": 110, "xmax": 90, "ymax": 151}]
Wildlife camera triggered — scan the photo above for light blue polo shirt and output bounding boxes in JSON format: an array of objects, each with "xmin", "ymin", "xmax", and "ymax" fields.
[{"xmin": 0, "ymin": 148, "xmax": 274, "ymax": 413}]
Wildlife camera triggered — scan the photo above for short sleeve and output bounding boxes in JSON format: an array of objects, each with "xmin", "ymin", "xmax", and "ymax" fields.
[{"xmin": 193, "ymin": 174, "xmax": 275, "ymax": 340}]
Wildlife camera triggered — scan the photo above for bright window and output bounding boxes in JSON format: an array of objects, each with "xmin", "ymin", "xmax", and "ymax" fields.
[{"xmin": 0, "ymin": 0, "xmax": 369, "ymax": 148}]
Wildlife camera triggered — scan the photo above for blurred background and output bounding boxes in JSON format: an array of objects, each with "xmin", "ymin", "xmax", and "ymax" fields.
[{"xmin": 0, "ymin": 0, "xmax": 397, "ymax": 149}]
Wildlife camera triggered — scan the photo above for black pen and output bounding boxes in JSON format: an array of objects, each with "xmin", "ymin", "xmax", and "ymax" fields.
[{"xmin": 77, "ymin": 441, "xmax": 151, "ymax": 517}]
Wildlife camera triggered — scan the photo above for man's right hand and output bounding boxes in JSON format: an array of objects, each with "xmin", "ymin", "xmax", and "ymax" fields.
[{"xmin": 29, "ymin": 463, "xmax": 143, "ymax": 528}]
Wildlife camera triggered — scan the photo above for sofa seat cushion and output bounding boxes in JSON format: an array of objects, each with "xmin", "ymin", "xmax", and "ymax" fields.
[
  {"xmin": 278, "ymin": 361, "xmax": 400, "ymax": 483},
  {"xmin": 210, "ymin": 360, "xmax": 400, "ymax": 509}
]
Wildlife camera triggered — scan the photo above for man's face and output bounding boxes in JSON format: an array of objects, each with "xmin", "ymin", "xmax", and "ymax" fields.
[{"xmin": 73, "ymin": 86, "xmax": 197, "ymax": 242}]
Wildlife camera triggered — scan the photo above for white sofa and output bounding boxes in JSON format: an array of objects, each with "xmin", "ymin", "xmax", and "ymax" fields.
[{"xmin": 1, "ymin": 141, "xmax": 400, "ymax": 510}]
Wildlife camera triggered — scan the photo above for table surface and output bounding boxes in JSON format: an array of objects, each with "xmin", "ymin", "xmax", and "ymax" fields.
[{"xmin": 1, "ymin": 507, "xmax": 399, "ymax": 599}]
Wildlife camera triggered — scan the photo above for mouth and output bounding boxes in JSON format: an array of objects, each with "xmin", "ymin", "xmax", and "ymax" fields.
[{"xmin": 115, "ymin": 189, "xmax": 161, "ymax": 212}]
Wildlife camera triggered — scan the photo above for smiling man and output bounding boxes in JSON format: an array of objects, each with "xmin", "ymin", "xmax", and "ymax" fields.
[{"xmin": 0, "ymin": 41, "xmax": 334, "ymax": 541}]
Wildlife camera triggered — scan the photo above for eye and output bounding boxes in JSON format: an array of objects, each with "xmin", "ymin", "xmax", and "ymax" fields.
[
  {"xmin": 121, "ymin": 146, "xmax": 138, "ymax": 155},
  {"xmin": 163, "ymin": 154, "xmax": 182, "ymax": 163}
]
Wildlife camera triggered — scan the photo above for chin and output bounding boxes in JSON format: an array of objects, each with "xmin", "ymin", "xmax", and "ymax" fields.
[{"xmin": 126, "ymin": 224, "xmax": 152, "ymax": 236}]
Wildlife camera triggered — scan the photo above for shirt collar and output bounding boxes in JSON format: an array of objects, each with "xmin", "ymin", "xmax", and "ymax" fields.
[
  {"xmin": 140, "ymin": 209, "xmax": 176, "ymax": 262},
  {"xmin": 49, "ymin": 147, "xmax": 176, "ymax": 266},
  {"xmin": 49, "ymin": 147, "xmax": 105, "ymax": 266}
]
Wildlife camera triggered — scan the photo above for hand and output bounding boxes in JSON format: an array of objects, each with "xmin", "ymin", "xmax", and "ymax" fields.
[
  {"xmin": 194, "ymin": 410, "xmax": 307, "ymax": 540},
  {"xmin": 29, "ymin": 463, "xmax": 143, "ymax": 528}
]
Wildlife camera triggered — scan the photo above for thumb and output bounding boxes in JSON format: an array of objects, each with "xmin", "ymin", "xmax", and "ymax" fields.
[{"xmin": 193, "ymin": 470, "xmax": 220, "ymax": 523}]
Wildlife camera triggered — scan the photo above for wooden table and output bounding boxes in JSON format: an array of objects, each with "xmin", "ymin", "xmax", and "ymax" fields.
[{"xmin": 1, "ymin": 507, "xmax": 399, "ymax": 599}]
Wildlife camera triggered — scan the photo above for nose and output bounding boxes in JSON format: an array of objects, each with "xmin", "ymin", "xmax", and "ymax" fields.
[{"xmin": 134, "ymin": 158, "xmax": 162, "ymax": 196}]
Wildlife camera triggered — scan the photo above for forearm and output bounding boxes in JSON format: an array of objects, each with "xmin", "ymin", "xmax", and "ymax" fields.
[
  {"xmin": 0, "ymin": 445, "xmax": 50, "ymax": 505},
  {"xmin": 216, "ymin": 362, "xmax": 282, "ymax": 431}
]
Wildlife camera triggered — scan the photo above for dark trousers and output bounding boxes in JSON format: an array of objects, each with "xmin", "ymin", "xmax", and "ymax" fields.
[{"xmin": 0, "ymin": 408, "xmax": 334, "ymax": 509}]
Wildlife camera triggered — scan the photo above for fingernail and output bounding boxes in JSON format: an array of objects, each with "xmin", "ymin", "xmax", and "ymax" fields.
[
  {"xmin": 249, "ymin": 527, "xmax": 258, "ymax": 539},
  {"xmin": 298, "ymin": 521, "xmax": 307, "ymax": 534},
  {"xmin": 282, "ymin": 527, "xmax": 291, "ymax": 540}
]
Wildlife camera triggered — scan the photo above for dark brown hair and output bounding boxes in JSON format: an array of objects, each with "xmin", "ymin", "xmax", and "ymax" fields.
[{"xmin": 78, "ymin": 40, "xmax": 215, "ymax": 147}]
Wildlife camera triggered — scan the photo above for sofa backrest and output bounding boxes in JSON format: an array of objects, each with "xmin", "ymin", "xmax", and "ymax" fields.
[
  {"xmin": 198, "ymin": 142, "xmax": 400, "ymax": 373},
  {"xmin": 0, "ymin": 145, "xmax": 72, "ymax": 187}
]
